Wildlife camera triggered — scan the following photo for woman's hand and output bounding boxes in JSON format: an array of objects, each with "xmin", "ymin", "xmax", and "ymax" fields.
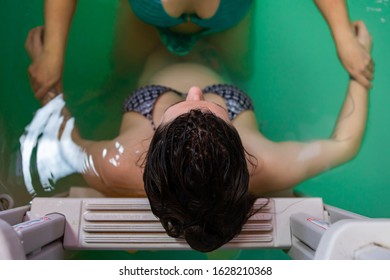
[
  {"xmin": 336, "ymin": 22, "xmax": 374, "ymax": 88},
  {"xmin": 25, "ymin": 26, "xmax": 63, "ymax": 100}
]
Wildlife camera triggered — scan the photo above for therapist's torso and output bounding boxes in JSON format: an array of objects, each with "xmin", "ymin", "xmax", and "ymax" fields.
[{"xmin": 128, "ymin": 0, "xmax": 253, "ymax": 55}]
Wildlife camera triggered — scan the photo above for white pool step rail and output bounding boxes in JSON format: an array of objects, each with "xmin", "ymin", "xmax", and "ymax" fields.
[{"xmin": 1, "ymin": 196, "xmax": 390, "ymax": 260}]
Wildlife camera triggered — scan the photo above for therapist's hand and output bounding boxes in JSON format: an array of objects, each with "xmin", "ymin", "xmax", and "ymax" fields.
[
  {"xmin": 336, "ymin": 22, "xmax": 374, "ymax": 88},
  {"xmin": 25, "ymin": 26, "xmax": 63, "ymax": 100}
]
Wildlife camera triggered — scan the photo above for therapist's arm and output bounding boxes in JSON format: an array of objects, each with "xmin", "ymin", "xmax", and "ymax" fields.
[{"xmin": 27, "ymin": 0, "xmax": 78, "ymax": 99}]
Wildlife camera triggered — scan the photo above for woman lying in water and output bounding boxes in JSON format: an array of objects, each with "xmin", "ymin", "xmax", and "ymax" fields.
[{"xmin": 24, "ymin": 21, "xmax": 373, "ymax": 252}]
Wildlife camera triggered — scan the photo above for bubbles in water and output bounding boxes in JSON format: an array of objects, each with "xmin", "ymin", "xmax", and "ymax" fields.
[{"xmin": 365, "ymin": 0, "xmax": 389, "ymax": 23}]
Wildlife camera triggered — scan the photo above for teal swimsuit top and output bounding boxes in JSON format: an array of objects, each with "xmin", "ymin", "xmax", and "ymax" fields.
[{"xmin": 128, "ymin": 0, "xmax": 252, "ymax": 55}]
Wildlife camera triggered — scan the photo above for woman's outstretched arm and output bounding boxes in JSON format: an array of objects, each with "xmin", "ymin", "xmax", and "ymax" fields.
[
  {"xmin": 25, "ymin": 26, "xmax": 145, "ymax": 197},
  {"xmin": 246, "ymin": 21, "xmax": 372, "ymax": 195}
]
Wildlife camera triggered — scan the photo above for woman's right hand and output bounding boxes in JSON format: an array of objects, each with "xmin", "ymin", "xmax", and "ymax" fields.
[{"xmin": 25, "ymin": 26, "xmax": 63, "ymax": 100}]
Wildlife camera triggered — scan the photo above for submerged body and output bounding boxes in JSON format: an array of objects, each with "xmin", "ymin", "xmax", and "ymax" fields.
[
  {"xmin": 80, "ymin": 43, "xmax": 254, "ymax": 196},
  {"xmin": 64, "ymin": 36, "xmax": 369, "ymax": 198}
]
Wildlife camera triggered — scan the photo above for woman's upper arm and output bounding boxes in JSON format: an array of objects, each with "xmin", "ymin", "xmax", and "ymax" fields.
[
  {"xmin": 79, "ymin": 137, "xmax": 145, "ymax": 196},
  {"xmin": 247, "ymin": 131, "xmax": 352, "ymax": 194}
]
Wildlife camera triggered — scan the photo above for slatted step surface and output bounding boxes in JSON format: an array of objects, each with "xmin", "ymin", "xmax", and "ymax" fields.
[{"xmin": 79, "ymin": 198, "xmax": 274, "ymax": 249}]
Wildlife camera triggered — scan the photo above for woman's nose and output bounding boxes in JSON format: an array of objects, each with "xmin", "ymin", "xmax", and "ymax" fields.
[{"xmin": 186, "ymin": 86, "xmax": 204, "ymax": 101}]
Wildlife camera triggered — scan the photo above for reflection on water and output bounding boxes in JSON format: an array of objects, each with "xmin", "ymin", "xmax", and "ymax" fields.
[
  {"xmin": 18, "ymin": 95, "xmax": 97, "ymax": 196},
  {"xmin": 364, "ymin": 0, "xmax": 389, "ymax": 23}
]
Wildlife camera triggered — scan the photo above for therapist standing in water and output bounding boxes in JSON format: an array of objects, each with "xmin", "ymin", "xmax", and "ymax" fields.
[{"xmin": 28, "ymin": 0, "xmax": 374, "ymax": 99}]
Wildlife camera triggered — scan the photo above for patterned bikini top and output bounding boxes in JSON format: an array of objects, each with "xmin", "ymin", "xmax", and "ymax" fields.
[{"xmin": 123, "ymin": 84, "xmax": 254, "ymax": 130}]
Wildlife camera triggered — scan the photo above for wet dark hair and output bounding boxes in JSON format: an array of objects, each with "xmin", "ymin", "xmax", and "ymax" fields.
[{"xmin": 143, "ymin": 109, "xmax": 257, "ymax": 252}]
